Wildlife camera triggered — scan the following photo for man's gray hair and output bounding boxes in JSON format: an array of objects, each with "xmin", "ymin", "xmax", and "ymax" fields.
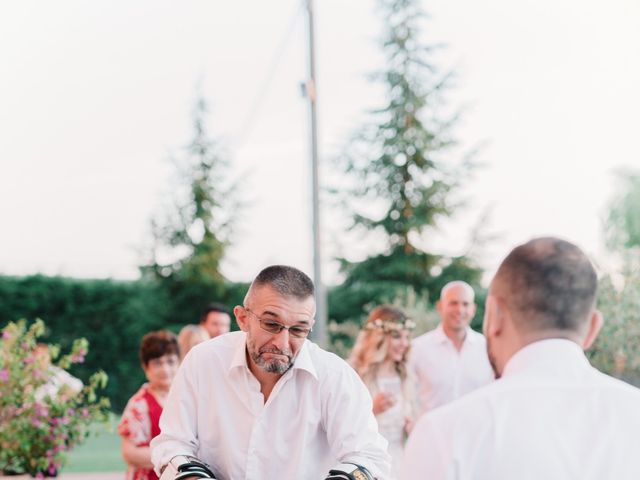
[
  {"xmin": 440, "ymin": 281, "xmax": 475, "ymax": 300},
  {"xmin": 251, "ymin": 265, "xmax": 315, "ymax": 300}
]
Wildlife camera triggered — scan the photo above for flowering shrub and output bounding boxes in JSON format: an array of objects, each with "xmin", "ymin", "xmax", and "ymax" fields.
[
  {"xmin": 0, "ymin": 319, "xmax": 110, "ymax": 477},
  {"xmin": 589, "ymin": 252, "xmax": 640, "ymax": 385}
]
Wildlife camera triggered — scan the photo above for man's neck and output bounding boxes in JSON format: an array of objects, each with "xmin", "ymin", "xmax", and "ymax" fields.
[
  {"xmin": 442, "ymin": 324, "xmax": 467, "ymax": 351},
  {"xmin": 147, "ymin": 384, "xmax": 170, "ymax": 405},
  {"xmin": 246, "ymin": 355, "xmax": 284, "ymax": 403}
]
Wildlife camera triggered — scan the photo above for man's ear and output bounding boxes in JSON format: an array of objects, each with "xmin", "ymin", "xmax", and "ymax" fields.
[
  {"xmin": 581, "ymin": 310, "xmax": 603, "ymax": 350},
  {"xmin": 469, "ymin": 301, "xmax": 477, "ymax": 319},
  {"xmin": 483, "ymin": 295, "xmax": 505, "ymax": 339},
  {"xmin": 234, "ymin": 306, "xmax": 249, "ymax": 332}
]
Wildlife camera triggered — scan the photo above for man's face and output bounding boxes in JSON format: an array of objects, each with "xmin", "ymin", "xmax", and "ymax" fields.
[
  {"xmin": 437, "ymin": 284, "xmax": 476, "ymax": 333},
  {"xmin": 236, "ymin": 285, "xmax": 315, "ymax": 376},
  {"xmin": 143, "ymin": 353, "xmax": 180, "ymax": 390},
  {"xmin": 385, "ymin": 329, "xmax": 411, "ymax": 363},
  {"xmin": 202, "ymin": 311, "xmax": 231, "ymax": 338}
]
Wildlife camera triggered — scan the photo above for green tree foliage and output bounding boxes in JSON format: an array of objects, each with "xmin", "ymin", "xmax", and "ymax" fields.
[
  {"xmin": 330, "ymin": 0, "xmax": 482, "ymax": 325},
  {"xmin": 605, "ymin": 169, "xmax": 640, "ymax": 251},
  {"xmin": 590, "ymin": 265, "xmax": 640, "ymax": 386},
  {"xmin": 592, "ymin": 170, "xmax": 640, "ymax": 386},
  {"xmin": 142, "ymin": 96, "xmax": 242, "ymax": 326},
  {"xmin": 0, "ymin": 275, "xmax": 167, "ymax": 411}
]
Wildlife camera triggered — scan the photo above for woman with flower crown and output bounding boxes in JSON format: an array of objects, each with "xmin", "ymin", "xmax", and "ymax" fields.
[{"xmin": 349, "ymin": 305, "xmax": 418, "ymax": 478}]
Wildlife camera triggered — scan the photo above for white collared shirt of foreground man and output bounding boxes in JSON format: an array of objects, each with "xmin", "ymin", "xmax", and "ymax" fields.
[
  {"xmin": 151, "ymin": 265, "xmax": 391, "ymax": 480},
  {"xmin": 401, "ymin": 237, "xmax": 640, "ymax": 480}
]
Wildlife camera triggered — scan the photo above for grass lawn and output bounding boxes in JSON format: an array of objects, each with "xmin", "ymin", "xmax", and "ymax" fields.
[{"xmin": 64, "ymin": 415, "xmax": 126, "ymax": 473}]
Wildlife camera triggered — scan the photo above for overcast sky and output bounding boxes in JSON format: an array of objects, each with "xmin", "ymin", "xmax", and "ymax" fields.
[{"xmin": 1, "ymin": 0, "xmax": 639, "ymax": 285}]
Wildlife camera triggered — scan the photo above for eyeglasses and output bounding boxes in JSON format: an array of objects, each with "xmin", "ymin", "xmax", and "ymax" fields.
[{"xmin": 244, "ymin": 307, "xmax": 313, "ymax": 339}]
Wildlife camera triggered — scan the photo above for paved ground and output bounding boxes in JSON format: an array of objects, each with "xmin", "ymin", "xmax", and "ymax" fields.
[
  {"xmin": 1, "ymin": 475, "xmax": 122, "ymax": 480},
  {"xmin": 60, "ymin": 474, "xmax": 122, "ymax": 479}
]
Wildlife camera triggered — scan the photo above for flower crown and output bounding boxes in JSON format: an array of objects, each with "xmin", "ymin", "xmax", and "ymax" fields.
[{"xmin": 365, "ymin": 317, "xmax": 416, "ymax": 333}]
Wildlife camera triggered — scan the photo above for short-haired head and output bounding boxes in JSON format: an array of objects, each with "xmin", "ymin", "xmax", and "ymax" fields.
[
  {"xmin": 139, "ymin": 330, "xmax": 179, "ymax": 366},
  {"xmin": 199, "ymin": 302, "xmax": 230, "ymax": 323},
  {"xmin": 492, "ymin": 237, "xmax": 597, "ymax": 336},
  {"xmin": 440, "ymin": 281, "xmax": 475, "ymax": 301},
  {"xmin": 246, "ymin": 265, "xmax": 314, "ymax": 302},
  {"xmin": 177, "ymin": 324, "xmax": 209, "ymax": 359}
]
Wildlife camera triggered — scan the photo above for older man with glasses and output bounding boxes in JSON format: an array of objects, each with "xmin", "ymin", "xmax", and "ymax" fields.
[{"xmin": 151, "ymin": 265, "xmax": 391, "ymax": 480}]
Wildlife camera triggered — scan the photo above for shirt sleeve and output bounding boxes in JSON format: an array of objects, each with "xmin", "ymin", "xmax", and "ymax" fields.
[
  {"xmin": 321, "ymin": 360, "xmax": 392, "ymax": 479},
  {"xmin": 118, "ymin": 391, "xmax": 151, "ymax": 446},
  {"xmin": 149, "ymin": 354, "xmax": 201, "ymax": 474}
]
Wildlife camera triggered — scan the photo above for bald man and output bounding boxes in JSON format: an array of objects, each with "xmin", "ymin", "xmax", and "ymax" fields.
[
  {"xmin": 401, "ymin": 237, "xmax": 640, "ymax": 479},
  {"xmin": 410, "ymin": 281, "xmax": 494, "ymax": 415}
]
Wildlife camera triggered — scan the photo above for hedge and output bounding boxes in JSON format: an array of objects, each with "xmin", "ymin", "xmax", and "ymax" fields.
[{"xmin": 0, "ymin": 275, "xmax": 247, "ymax": 411}]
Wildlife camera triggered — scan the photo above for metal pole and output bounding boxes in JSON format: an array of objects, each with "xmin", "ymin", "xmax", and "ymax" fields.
[{"xmin": 305, "ymin": 0, "xmax": 327, "ymax": 347}]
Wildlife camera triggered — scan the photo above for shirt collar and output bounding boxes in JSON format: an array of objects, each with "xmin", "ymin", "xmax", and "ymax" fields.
[
  {"xmin": 228, "ymin": 331, "xmax": 318, "ymax": 380},
  {"xmin": 290, "ymin": 340, "xmax": 318, "ymax": 380},
  {"xmin": 502, "ymin": 338, "xmax": 589, "ymax": 378},
  {"xmin": 229, "ymin": 332, "xmax": 249, "ymax": 372},
  {"xmin": 435, "ymin": 323, "xmax": 478, "ymax": 345}
]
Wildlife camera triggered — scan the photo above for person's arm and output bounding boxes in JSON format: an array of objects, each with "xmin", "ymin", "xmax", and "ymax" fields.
[
  {"xmin": 322, "ymin": 359, "xmax": 392, "ymax": 479},
  {"xmin": 150, "ymin": 354, "xmax": 202, "ymax": 476},
  {"xmin": 118, "ymin": 391, "xmax": 155, "ymax": 471},
  {"xmin": 371, "ymin": 391, "xmax": 395, "ymax": 416},
  {"xmin": 121, "ymin": 437, "xmax": 153, "ymax": 469}
]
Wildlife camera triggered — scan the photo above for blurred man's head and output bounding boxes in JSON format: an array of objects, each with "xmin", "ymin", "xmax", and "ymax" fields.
[
  {"xmin": 200, "ymin": 303, "xmax": 231, "ymax": 338},
  {"xmin": 436, "ymin": 281, "xmax": 476, "ymax": 337},
  {"xmin": 483, "ymin": 237, "xmax": 602, "ymax": 377}
]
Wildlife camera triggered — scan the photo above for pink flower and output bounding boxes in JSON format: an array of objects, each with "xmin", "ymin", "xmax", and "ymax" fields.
[
  {"xmin": 2, "ymin": 331, "xmax": 10, "ymax": 339},
  {"xmin": 34, "ymin": 402, "xmax": 49, "ymax": 417},
  {"xmin": 0, "ymin": 369, "xmax": 9, "ymax": 381}
]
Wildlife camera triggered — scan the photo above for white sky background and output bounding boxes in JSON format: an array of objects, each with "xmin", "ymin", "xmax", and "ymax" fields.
[{"xmin": 1, "ymin": 0, "xmax": 639, "ymax": 285}]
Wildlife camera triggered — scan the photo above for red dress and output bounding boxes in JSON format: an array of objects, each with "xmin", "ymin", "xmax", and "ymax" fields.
[{"xmin": 118, "ymin": 384, "xmax": 163, "ymax": 480}]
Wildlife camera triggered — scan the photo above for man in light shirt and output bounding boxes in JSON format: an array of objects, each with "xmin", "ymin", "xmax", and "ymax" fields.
[
  {"xmin": 410, "ymin": 281, "xmax": 494, "ymax": 415},
  {"xmin": 151, "ymin": 265, "xmax": 391, "ymax": 480},
  {"xmin": 401, "ymin": 237, "xmax": 640, "ymax": 479},
  {"xmin": 199, "ymin": 302, "xmax": 231, "ymax": 339}
]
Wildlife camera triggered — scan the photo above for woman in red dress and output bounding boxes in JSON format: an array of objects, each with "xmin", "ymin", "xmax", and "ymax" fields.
[{"xmin": 118, "ymin": 331, "xmax": 180, "ymax": 480}]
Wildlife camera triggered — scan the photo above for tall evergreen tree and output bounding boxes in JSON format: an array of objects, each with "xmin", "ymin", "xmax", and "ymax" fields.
[
  {"xmin": 605, "ymin": 169, "xmax": 640, "ymax": 252},
  {"xmin": 331, "ymin": 0, "xmax": 482, "ymax": 323},
  {"xmin": 141, "ymin": 96, "xmax": 242, "ymax": 326}
]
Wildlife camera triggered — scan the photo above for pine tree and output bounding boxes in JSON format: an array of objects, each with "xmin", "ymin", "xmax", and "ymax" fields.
[
  {"xmin": 331, "ymin": 0, "xmax": 482, "ymax": 323},
  {"xmin": 141, "ymin": 96, "xmax": 241, "ymax": 326},
  {"xmin": 606, "ymin": 169, "xmax": 640, "ymax": 251}
]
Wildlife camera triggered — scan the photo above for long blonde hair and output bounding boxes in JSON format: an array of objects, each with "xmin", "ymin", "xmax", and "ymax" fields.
[{"xmin": 349, "ymin": 305, "xmax": 413, "ymax": 384}]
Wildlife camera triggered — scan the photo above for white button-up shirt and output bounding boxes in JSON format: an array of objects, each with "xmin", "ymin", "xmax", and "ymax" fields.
[
  {"xmin": 151, "ymin": 331, "xmax": 391, "ymax": 480},
  {"xmin": 401, "ymin": 339, "xmax": 640, "ymax": 479},
  {"xmin": 409, "ymin": 324, "xmax": 494, "ymax": 414}
]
